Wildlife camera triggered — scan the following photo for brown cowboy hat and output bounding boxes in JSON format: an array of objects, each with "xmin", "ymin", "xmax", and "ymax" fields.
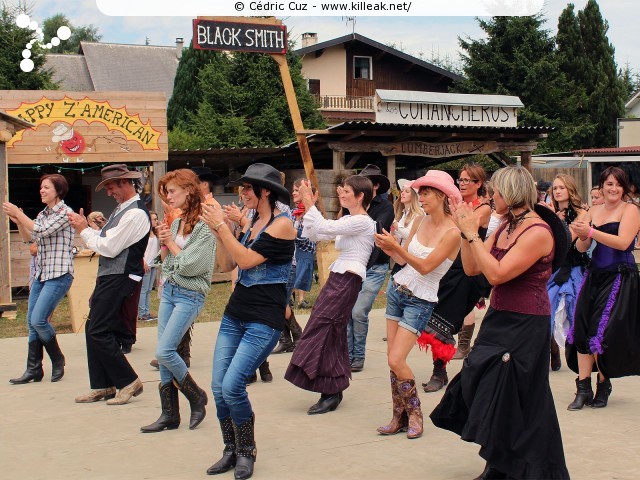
[{"xmin": 95, "ymin": 164, "xmax": 142, "ymax": 192}]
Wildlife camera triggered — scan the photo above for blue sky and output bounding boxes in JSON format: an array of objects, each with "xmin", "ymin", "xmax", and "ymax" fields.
[{"xmin": 24, "ymin": 0, "xmax": 639, "ymax": 72}]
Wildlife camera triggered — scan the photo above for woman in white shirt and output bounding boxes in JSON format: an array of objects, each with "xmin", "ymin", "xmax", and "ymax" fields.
[
  {"xmin": 285, "ymin": 175, "xmax": 375, "ymax": 415},
  {"xmin": 373, "ymin": 171, "xmax": 460, "ymax": 439},
  {"xmin": 392, "ymin": 179, "xmax": 424, "ymax": 273}
]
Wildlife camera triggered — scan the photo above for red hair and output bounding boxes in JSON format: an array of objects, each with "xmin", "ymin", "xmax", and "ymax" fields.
[{"xmin": 158, "ymin": 169, "xmax": 203, "ymax": 235}]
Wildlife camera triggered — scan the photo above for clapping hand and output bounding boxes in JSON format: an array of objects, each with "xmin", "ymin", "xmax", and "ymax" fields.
[
  {"xmin": 449, "ymin": 199, "xmax": 478, "ymax": 238},
  {"xmin": 67, "ymin": 208, "xmax": 89, "ymax": 233},
  {"xmin": 374, "ymin": 228, "xmax": 399, "ymax": 254}
]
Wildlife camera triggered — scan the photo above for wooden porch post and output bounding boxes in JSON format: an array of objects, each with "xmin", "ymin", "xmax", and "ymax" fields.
[
  {"xmin": 333, "ymin": 150, "xmax": 345, "ymax": 170},
  {"xmin": 386, "ymin": 155, "xmax": 396, "ymax": 189},
  {"xmin": 521, "ymin": 150, "xmax": 533, "ymax": 173}
]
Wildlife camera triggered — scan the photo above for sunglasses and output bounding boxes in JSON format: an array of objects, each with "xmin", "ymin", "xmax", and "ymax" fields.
[{"xmin": 456, "ymin": 178, "xmax": 478, "ymax": 185}]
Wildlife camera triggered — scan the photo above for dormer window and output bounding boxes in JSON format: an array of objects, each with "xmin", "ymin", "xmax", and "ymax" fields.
[{"xmin": 354, "ymin": 56, "xmax": 372, "ymax": 80}]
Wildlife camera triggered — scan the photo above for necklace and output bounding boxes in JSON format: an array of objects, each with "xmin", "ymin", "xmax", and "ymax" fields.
[{"xmin": 507, "ymin": 209, "xmax": 531, "ymax": 236}]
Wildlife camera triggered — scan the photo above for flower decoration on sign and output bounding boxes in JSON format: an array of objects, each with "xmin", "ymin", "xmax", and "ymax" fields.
[{"xmin": 15, "ymin": 13, "xmax": 72, "ymax": 73}]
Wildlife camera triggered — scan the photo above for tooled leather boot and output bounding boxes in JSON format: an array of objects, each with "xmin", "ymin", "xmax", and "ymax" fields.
[
  {"xmin": 398, "ymin": 379, "xmax": 423, "ymax": 439},
  {"xmin": 567, "ymin": 377, "xmax": 593, "ymax": 410},
  {"xmin": 233, "ymin": 414, "xmax": 257, "ymax": 480},
  {"xmin": 9, "ymin": 340, "xmax": 44, "ymax": 384},
  {"xmin": 207, "ymin": 417, "xmax": 237, "ymax": 475},
  {"xmin": 591, "ymin": 377, "xmax": 612, "ymax": 408},
  {"xmin": 453, "ymin": 324, "xmax": 475, "ymax": 360},
  {"xmin": 177, "ymin": 327, "xmax": 192, "ymax": 368},
  {"xmin": 140, "ymin": 382, "xmax": 180, "ymax": 433},
  {"xmin": 175, "ymin": 372, "xmax": 208, "ymax": 429},
  {"xmin": 377, "ymin": 370, "xmax": 408, "ymax": 435},
  {"xmin": 423, "ymin": 359, "xmax": 448, "ymax": 393}
]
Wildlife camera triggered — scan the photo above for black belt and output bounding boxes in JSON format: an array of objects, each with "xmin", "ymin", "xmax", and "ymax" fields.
[{"xmin": 393, "ymin": 279, "xmax": 416, "ymax": 298}]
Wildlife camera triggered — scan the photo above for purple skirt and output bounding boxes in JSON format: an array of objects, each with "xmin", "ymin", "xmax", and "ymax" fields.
[{"xmin": 285, "ymin": 271, "xmax": 362, "ymax": 394}]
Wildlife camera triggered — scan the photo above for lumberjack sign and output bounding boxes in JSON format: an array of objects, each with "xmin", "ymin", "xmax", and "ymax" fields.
[
  {"xmin": 193, "ymin": 19, "xmax": 287, "ymax": 54},
  {"xmin": 381, "ymin": 141, "xmax": 498, "ymax": 158}
]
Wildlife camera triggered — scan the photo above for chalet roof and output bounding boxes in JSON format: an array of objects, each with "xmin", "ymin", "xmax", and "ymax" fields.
[
  {"xmin": 295, "ymin": 33, "xmax": 464, "ymax": 83},
  {"xmin": 43, "ymin": 42, "xmax": 179, "ymax": 103},
  {"xmin": 376, "ymin": 90, "xmax": 524, "ymax": 108},
  {"xmin": 44, "ymin": 54, "xmax": 94, "ymax": 91}
]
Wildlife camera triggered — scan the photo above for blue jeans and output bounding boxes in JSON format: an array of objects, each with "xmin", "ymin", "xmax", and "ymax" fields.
[
  {"xmin": 156, "ymin": 282, "xmax": 205, "ymax": 385},
  {"xmin": 138, "ymin": 268, "xmax": 157, "ymax": 318},
  {"xmin": 347, "ymin": 263, "xmax": 388, "ymax": 362},
  {"xmin": 27, "ymin": 273, "xmax": 73, "ymax": 342},
  {"xmin": 211, "ymin": 314, "xmax": 280, "ymax": 424}
]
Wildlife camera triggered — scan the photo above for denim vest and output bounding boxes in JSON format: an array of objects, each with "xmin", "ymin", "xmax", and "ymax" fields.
[{"xmin": 237, "ymin": 213, "xmax": 292, "ymax": 288}]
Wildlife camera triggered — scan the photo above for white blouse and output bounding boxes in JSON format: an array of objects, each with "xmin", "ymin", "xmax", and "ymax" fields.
[
  {"xmin": 393, "ymin": 234, "xmax": 454, "ymax": 303},
  {"xmin": 302, "ymin": 206, "xmax": 375, "ymax": 280},
  {"xmin": 394, "ymin": 210, "xmax": 420, "ymax": 246}
]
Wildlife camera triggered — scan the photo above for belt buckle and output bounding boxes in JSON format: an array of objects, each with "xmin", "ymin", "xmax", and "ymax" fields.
[{"xmin": 393, "ymin": 280, "xmax": 413, "ymax": 297}]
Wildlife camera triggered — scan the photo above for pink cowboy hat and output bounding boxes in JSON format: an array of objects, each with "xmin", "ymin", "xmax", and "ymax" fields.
[{"xmin": 409, "ymin": 170, "xmax": 462, "ymax": 204}]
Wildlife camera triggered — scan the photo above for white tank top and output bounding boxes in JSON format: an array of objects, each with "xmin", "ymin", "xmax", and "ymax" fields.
[{"xmin": 392, "ymin": 230, "xmax": 454, "ymax": 303}]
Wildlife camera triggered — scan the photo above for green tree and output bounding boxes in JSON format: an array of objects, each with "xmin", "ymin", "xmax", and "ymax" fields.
[
  {"xmin": 171, "ymin": 42, "xmax": 325, "ymax": 149},
  {"xmin": 557, "ymin": 0, "xmax": 626, "ymax": 147},
  {"xmin": 0, "ymin": 3, "xmax": 56, "ymax": 90},
  {"xmin": 167, "ymin": 44, "xmax": 224, "ymax": 130},
  {"xmin": 42, "ymin": 13, "xmax": 101, "ymax": 54}
]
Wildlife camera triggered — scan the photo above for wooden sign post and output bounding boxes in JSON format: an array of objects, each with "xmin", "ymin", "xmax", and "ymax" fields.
[{"xmin": 193, "ymin": 16, "xmax": 326, "ymax": 215}]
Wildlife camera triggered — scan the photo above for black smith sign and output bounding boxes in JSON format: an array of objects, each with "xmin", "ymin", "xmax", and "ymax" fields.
[{"xmin": 193, "ymin": 20, "xmax": 287, "ymax": 54}]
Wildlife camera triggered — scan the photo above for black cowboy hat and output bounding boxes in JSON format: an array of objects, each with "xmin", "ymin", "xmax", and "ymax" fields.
[
  {"xmin": 358, "ymin": 164, "xmax": 391, "ymax": 193},
  {"xmin": 227, "ymin": 163, "xmax": 290, "ymax": 204},
  {"xmin": 191, "ymin": 166, "xmax": 218, "ymax": 182},
  {"xmin": 534, "ymin": 203, "xmax": 571, "ymax": 272}
]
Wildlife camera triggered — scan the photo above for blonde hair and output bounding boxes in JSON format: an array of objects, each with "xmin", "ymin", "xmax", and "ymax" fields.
[
  {"xmin": 87, "ymin": 211, "xmax": 104, "ymax": 224},
  {"xmin": 394, "ymin": 186, "xmax": 422, "ymax": 224},
  {"xmin": 551, "ymin": 173, "xmax": 583, "ymax": 212},
  {"xmin": 491, "ymin": 167, "xmax": 537, "ymax": 212}
]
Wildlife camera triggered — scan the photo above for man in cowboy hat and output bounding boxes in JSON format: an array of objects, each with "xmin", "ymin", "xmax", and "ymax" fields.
[
  {"xmin": 68, "ymin": 164, "xmax": 151, "ymax": 405},
  {"xmin": 345, "ymin": 164, "xmax": 395, "ymax": 373}
]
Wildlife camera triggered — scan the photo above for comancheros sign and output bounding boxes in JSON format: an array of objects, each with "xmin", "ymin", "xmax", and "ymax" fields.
[
  {"xmin": 375, "ymin": 90, "xmax": 524, "ymax": 128},
  {"xmin": 193, "ymin": 19, "xmax": 287, "ymax": 54}
]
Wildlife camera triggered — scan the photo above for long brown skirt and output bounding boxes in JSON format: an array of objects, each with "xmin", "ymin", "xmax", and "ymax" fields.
[{"xmin": 285, "ymin": 271, "xmax": 362, "ymax": 394}]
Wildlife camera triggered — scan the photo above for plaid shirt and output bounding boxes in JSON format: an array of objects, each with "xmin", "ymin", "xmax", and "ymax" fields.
[{"xmin": 31, "ymin": 201, "xmax": 75, "ymax": 282}]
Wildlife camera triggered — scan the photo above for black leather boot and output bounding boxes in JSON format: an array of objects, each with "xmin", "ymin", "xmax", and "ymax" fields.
[
  {"xmin": 567, "ymin": 377, "xmax": 593, "ymax": 410},
  {"xmin": 175, "ymin": 372, "xmax": 208, "ymax": 429},
  {"xmin": 233, "ymin": 415, "xmax": 257, "ymax": 480},
  {"xmin": 207, "ymin": 417, "xmax": 237, "ymax": 475},
  {"xmin": 177, "ymin": 327, "xmax": 192, "ymax": 368},
  {"xmin": 271, "ymin": 329, "xmax": 294, "ymax": 354},
  {"xmin": 288, "ymin": 310, "xmax": 303, "ymax": 345},
  {"xmin": 550, "ymin": 337, "xmax": 562, "ymax": 371},
  {"xmin": 140, "ymin": 382, "xmax": 181, "ymax": 432},
  {"xmin": 9, "ymin": 340, "xmax": 44, "ymax": 384},
  {"xmin": 43, "ymin": 336, "xmax": 66, "ymax": 382},
  {"xmin": 591, "ymin": 377, "xmax": 612, "ymax": 408},
  {"xmin": 258, "ymin": 360, "xmax": 273, "ymax": 383},
  {"xmin": 423, "ymin": 359, "xmax": 448, "ymax": 393},
  {"xmin": 307, "ymin": 392, "xmax": 343, "ymax": 415},
  {"xmin": 474, "ymin": 463, "xmax": 507, "ymax": 479}
]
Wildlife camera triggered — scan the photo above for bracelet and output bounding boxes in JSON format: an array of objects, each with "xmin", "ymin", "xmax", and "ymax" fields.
[
  {"xmin": 213, "ymin": 222, "xmax": 225, "ymax": 232},
  {"xmin": 460, "ymin": 232, "xmax": 468, "ymax": 240},
  {"xmin": 587, "ymin": 226, "xmax": 594, "ymax": 239},
  {"xmin": 468, "ymin": 233, "xmax": 481, "ymax": 243}
]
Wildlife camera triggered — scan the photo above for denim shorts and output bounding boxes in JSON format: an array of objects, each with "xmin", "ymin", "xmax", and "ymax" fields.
[{"xmin": 385, "ymin": 280, "xmax": 436, "ymax": 335}]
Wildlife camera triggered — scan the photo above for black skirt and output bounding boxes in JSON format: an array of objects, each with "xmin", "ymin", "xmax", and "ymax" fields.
[
  {"xmin": 285, "ymin": 271, "xmax": 362, "ymax": 394},
  {"xmin": 566, "ymin": 265, "xmax": 640, "ymax": 378},
  {"xmin": 430, "ymin": 308, "xmax": 570, "ymax": 479}
]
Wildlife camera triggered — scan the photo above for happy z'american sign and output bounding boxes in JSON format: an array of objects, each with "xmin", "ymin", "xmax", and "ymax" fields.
[{"xmin": 193, "ymin": 19, "xmax": 287, "ymax": 54}]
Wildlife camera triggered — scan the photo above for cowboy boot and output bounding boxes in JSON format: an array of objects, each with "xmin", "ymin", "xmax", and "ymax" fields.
[
  {"xmin": 288, "ymin": 310, "xmax": 303, "ymax": 346},
  {"xmin": 106, "ymin": 378, "xmax": 144, "ymax": 405},
  {"xmin": 377, "ymin": 371, "xmax": 408, "ymax": 435},
  {"xmin": 423, "ymin": 359, "xmax": 449, "ymax": 393},
  {"xmin": 177, "ymin": 327, "xmax": 192, "ymax": 368},
  {"xmin": 258, "ymin": 360, "xmax": 273, "ymax": 383},
  {"xmin": 452, "ymin": 324, "xmax": 475, "ymax": 360},
  {"xmin": 567, "ymin": 377, "xmax": 594, "ymax": 411},
  {"xmin": 271, "ymin": 329, "xmax": 294, "ymax": 354},
  {"xmin": 550, "ymin": 337, "xmax": 562, "ymax": 371},
  {"xmin": 591, "ymin": 377, "xmax": 612, "ymax": 409},
  {"xmin": 140, "ymin": 382, "xmax": 181, "ymax": 432},
  {"xmin": 9, "ymin": 339, "xmax": 44, "ymax": 384},
  {"xmin": 474, "ymin": 463, "xmax": 507, "ymax": 480},
  {"xmin": 233, "ymin": 414, "xmax": 257, "ymax": 480},
  {"xmin": 398, "ymin": 379, "xmax": 423, "ymax": 439},
  {"xmin": 43, "ymin": 335, "xmax": 66, "ymax": 382},
  {"xmin": 207, "ymin": 417, "xmax": 237, "ymax": 475},
  {"xmin": 175, "ymin": 372, "xmax": 208, "ymax": 429}
]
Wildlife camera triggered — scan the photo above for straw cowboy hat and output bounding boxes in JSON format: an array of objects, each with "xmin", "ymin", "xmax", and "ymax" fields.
[
  {"xmin": 227, "ymin": 163, "xmax": 290, "ymax": 204},
  {"xmin": 409, "ymin": 170, "xmax": 462, "ymax": 204},
  {"xmin": 95, "ymin": 164, "xmax": 142, "ymax": 191},
  {"xmin": 358, "ymin": 164, "xmax": 391, "ymax": 193}
]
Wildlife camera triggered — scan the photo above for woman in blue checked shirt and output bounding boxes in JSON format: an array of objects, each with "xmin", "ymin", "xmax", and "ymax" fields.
[
  {"xmin": 4, "ymin": 174, "xmax": 74, "ymax": 384},
  {"xmin": 140, "ymin": 169, "xmax": 216, "ymax": 433}
]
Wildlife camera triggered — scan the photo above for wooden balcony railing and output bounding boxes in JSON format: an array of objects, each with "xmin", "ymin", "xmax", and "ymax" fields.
[{"xmin": 313, "ymin": 95, "xmax": 375, "ymax": 111}]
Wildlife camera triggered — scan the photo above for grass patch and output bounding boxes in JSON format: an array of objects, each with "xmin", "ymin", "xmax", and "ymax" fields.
[{"xmin": 1, "ymin": 275, "xmax": 389, "ymax": 339}]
